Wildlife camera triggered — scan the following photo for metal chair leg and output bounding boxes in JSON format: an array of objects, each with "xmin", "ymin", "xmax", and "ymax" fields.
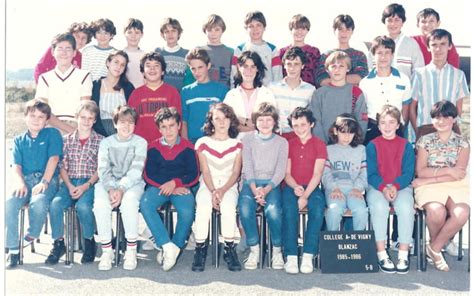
[
  {"xmin": 212, "ymin": 209, "xmax": 220, "ymax": 268},
  {"xmin": 114, "ymin": 209, "xmax": 122, "ymax": 267},
  {"xmin": 19, "ymin": 208, "xmax": 25, "ymax": 265},
  {"xmin": 458, "ymin": 228, "xmax": 463, "ymax": 261}
]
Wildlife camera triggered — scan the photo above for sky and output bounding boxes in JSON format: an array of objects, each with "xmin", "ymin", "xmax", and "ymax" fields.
[{"xmin": 4, "ymin": 0, "xmax": 472, "ymax": 71}]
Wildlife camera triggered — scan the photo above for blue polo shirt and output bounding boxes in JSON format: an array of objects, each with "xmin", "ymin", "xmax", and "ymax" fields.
[
  {"xmin": 12, "ymin": 127, "xmax": 63, "ymax": 176},
  {"xmin": 181, "ymin": 80, "xmax": 228, "ymax": 142}
]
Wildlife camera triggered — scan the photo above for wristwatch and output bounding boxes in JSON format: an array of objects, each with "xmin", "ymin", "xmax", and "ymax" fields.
[{"xmin": 40, "ymin": 178, "xmax": 49, "ymax": 186}]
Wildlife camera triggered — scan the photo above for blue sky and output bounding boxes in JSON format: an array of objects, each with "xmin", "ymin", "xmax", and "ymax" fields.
[{"xmin": 4, "ymin": 0, "xmax": 471, "ymax": 70}]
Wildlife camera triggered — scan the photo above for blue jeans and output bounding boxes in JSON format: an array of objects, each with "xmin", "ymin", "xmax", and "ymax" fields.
[
  {"xmin": 366, "ymin": 186, "xmax": 414, "ymax": 244},
  {"xmin": 238, "ymin": 182, "xmax": 282, "ymax": 247},
  {"xmin": 139, "ymin": 186, "xmax": 195, "ymax": 248},
  {"xmin": 5, "ymin": 173, "xmax": 58, "ymax": 250},
  {"xmin": 325, "ymin": 186, "xmax": 368, "ymax": 231},
  {"xmin": 282, "ymin": 185, "xmax": 325, "ymax": 256},
  {"xmin": 49, "ymin": 178, "xmax": 95, "ymax": 240}
]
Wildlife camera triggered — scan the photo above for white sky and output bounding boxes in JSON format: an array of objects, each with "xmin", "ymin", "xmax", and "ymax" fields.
[{"xmin": 4, "ymin": 0, "xmax": 472, "ymax": 70}]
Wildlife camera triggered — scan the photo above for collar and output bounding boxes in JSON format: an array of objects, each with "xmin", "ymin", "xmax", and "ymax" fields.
[
  {"xmin": 160, "ymin": 136, "xmax": 181, "ymax": 147},
  {"xmin": 366, "ymin": 67, "xmax": 401, "ymax": 79},
  {"xmin": 427, "ymin": 62, "xmax": 450, "ymax": 72},
  {"xmin": 54, "ymin": 64, "xmax": 75, "ymax": 79},
  {"xmin": 164, "ymin": 45, "xmax": 181, "ymax": 52},
  {"xmin": 255, "ymin": 131, "xmax": 275, "ymax": 141}
]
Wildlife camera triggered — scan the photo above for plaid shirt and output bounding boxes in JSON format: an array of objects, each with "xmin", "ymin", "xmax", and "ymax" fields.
[{"xmin": 61, "ymin": 130, "xmax": 104, "ymax": 179}]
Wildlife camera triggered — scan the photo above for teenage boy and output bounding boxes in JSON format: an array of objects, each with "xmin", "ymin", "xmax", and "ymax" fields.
[
  {"xmin": 82, "ymin": 18, "xmax": 117, "ymax": 81},
  {"xmin": 124, "ymin": 18, "xmax": 145, "ymax": 88},
  {"xmin": 269, "ymin": 46, "xmax": 315, "ymax": 141},
  {"xmin": 282, "ymin": 107, "xmax": 327, "ymax": 274},
  {"xmin": 310, "ymin": 51, "xmax": 368, "ymax": 144},
  {"xmin": 368, "ymin": 3, "xmax": 424, "ymax": 78},
  {"xmin": 155, "ymin": 18, "xmax": 191, "ymax": 91},
  {"xmin": 128, "ymin": 52, "xmax": 182, "ymax": 144},
  {"xmin": 181, "ymin": 48, "xmax": 229, "ymax": 143},
  {"xmin": 46, "ymin": 101, "xmax": 103, "ymax": 265},
  {"xmin": 200, "ymin": 14, "xmax": 234, "ymax": 88},
  {"xmin": 140, "ymin": 107, "xmax": 199, "ymax": 271},
  {"xmin": 410, "ymin": 29, "xmax": 469, "ymax": 140},
  {"xmin": 279, "ymin": 14, "xmax": 320, "ymax": 86},
  {"xmin": 34, "ymin": 22, "xmax": 92, "ymax": 83},
  {"xmin": 412, "ymin": 8, "xmax": 460, "ymax": 68},
  {"xmin": 359, "ymin": 36, "xmax": 411, "ymax": 144},
  {"xmin": 93, "ymin": 105, "xmax": 147, "ymax": 271},
  {"xmin": 315, "ymin": 14, "xmax": 368, "ymax": 88},
  {"xmin": 231, "ymin": 11, "xmax": 282, "ymax": 87},
  {"xmin": 6, "ymin": 99, "xmax": 63, "ymax": 268},
  {"xmin": 35, "ymin": 33, "xmax": 92, "ymax": 135}
]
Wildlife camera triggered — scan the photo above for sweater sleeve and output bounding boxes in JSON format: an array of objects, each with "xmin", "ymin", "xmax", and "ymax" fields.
[
  {"xmin": 230, "ymin": 46, "xmax": 242, "ymax": 89},
  {"xmin": 97, "ymin": 139, "xmax": 117, "ymax": 191},
  {"xmin": 271, "ymin": 47, "xmax": 283, "ymax": 83},
  {"xmin": 242, "ymin": 135, "xmax": 256, "ymax": 184},
  {"xmin": 321, "ymin": 158, "xmax": 335, "ymax": 193},
  {"xmin": 310, "ymin": 90, "xmax": 326, "ymax": 143},
  {"xmin": 34, "ymin": 47, "xmax": 53, "ymax": 83},
  {"xmin": 314, "ymin": 53, "xmax": 329, "ymax": 87},
  {"xmin": 353, "ymin": 147, "xmax": 368, "ymax": 191},
  {"xmin": 352, "ymin": 50, "xmax": 369, "ymax": 78},
  {"xmin": 173, "ymin": 147, "xmax": 200, "ymax": 188},
  {"xmin": 393, "ymin": 142, "xmax": 415, "ymax": 190},
  {"xmin": 269, "ymin": 138, "xmax": 288, "ymax": 188},
  {"xmin": 117, "ymin": 137, "xmax": 147, "ymax": 190},
  {"xmin": 353, "ymin": 91, "xmax": 368, "ymax": 139},
  {"xmin": 366, "ymin": 142, "xmax": 384, "ymax": 190}
]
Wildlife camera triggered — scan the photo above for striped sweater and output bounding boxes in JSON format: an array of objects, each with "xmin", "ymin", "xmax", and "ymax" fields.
[
  {"xmin": 195, "ymin": 136, "xmax": 242, "ymax": 183},
  {"xmin": 81, "ymin": 45, "xmax": 116, "ymax": 81}
]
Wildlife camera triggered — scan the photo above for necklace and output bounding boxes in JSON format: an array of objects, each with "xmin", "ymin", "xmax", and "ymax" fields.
[{"xmin": 241, "ymin": 84, "xmax": 255, "ymax": 91}]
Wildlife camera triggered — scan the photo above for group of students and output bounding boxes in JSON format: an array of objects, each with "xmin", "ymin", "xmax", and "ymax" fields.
[{"xmin": 6, "ymin": 3, "xmax": 470, "ymax": 277}]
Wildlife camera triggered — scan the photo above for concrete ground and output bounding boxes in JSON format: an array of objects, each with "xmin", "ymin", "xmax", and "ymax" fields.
[{"xmin": 4, "ymin": 234, "xmax": 470, "ymax": 295}]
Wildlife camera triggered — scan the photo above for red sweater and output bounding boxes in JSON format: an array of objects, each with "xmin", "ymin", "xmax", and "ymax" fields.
[{"xmin": 128, "ymin": 83, "xmax": 182, "ymax": 143}]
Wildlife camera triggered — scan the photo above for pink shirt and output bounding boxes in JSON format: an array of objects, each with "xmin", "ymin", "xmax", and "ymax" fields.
[{"xmin": 288, "ymin": 136, "xmax": 327, "ymax": 186}]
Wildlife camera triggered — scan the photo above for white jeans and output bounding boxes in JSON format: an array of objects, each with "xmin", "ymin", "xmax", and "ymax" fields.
[
  {"xmin": 93, "ymin": 181, "xmax": 145, "ymax": 243},
  {"xmin": 194, "ymin": 183, "xmax": 238, "ymax": 242}
]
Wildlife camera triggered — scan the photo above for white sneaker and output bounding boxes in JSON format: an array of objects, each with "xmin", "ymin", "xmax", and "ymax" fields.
[
  {"xmin": 300, "ymin": 253, "xmax": 314, "ymax": 274},
  {"xmin": 284, "ymin": 255, "xmax": 299, "ymax": 274},
  {"xmin": 185, "ymin": 232, "xmax": 196, "ymax": 251},
  {"xmin": 98, "ymin": 250, "xmax": 114, "ymax": 271},
  {"xmin": 244, "ymin": 245, "xmax": 259, "ymax": 270},
  {"xmin": 445, "ymin": 240, "xmax": 463, "ymax": 257},
  {"xmin": 271, "ymin": 247, "xmax": 284, "ymax": 270},
  {"xmin": 141, "ymin": 239, "xmax": 155, "ymax": 251},
  {"xmin": 156, "ymin": 248, "xmax": 164, "ymax": 265},
  {"xmin": 123, "ymin": 249, "xmax": 137, "ymax": 270},
  {"xmin": 162, "ymin": 242, "xmax": 180, "ymax": 271}
]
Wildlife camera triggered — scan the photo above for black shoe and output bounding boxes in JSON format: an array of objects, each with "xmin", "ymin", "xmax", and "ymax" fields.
[
  {"xmin": 81, "ymin": 238, "xmax": 97, "ymax": 264},
  {"xmin": 378, "ymin": 257, "xmax": 396, "ymax": 273},
  {"xmin": 191, "ymin": 243, "xmax": 208, "ymax": 272},
  {"xmin": 45, "ymin": 239, "xmax": 66, "ymax": 265},
  {"xmin": 7, "ymin": 253, "xmax": 20, "ymax": 269},
  {"xmin": 223, "ymin": 242, "xmax": 241, "ymax": 272}
]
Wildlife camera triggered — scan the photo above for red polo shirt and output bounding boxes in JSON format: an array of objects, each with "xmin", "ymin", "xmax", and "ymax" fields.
[{"xmin": 288, "ymin": 135, "xmax": 327, "ymax": 185}]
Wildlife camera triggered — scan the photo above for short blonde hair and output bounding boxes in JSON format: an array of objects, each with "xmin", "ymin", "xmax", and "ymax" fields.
[{"xmin": 324, "ymin": 51, "xmax": 351, "ymax": 70}]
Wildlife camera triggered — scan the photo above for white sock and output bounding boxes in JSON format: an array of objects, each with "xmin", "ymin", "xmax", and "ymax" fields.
[
  {"xmin": 250, "ymin": 245, "xmax": 260, "ymax": 252},
  {"xmin": 377, "ymin": 251, "xmax": 389, "ymax": 261},
  {"xmin": 272, "ymin": 246, "xmax": 281, "ymax": 254},
  {"xmin": 398, "ymin": 250, "xmax": 409, "ymax": 261}
]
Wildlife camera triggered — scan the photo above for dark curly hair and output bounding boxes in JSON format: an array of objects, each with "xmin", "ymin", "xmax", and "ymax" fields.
[
  {"xmin": 233, "ymin": 51, "xmax": 266, "ymax": 88},
  {"xmin": 202, "ymin": 103, "xmax": 240, "ymax": 139},
  {"xmin": 328, "ymin": 113, "xmax": 363, "ymax": 147}
]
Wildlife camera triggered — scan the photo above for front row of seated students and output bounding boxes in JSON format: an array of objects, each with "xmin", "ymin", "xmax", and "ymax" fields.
[{"xmin": 6, "ymin": 99, "xmax": 470, "ymax": 275}]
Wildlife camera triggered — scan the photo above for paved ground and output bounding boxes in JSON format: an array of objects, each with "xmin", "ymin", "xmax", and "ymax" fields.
[{"xmin": 4, "ymin": 235, "xmax": 470, "ymax": 295}]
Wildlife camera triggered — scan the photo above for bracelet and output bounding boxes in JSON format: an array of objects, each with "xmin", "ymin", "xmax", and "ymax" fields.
[{"xmin": 87, "ymin": 181, "xmax": 93, "ymax": 188}]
